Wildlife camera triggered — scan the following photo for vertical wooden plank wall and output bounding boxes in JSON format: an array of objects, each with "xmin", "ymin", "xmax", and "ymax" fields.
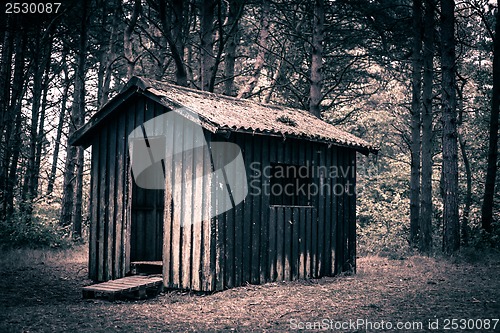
[
  {"xmin": 209, "ymin": 134, "xmax": 356, "ymax": 291},
  {"xmin": 87, "ymin": 96, "xmax": 357, "ymax": 289},
  {"xmin": 162, "ymin": 113, "xmax": 215, "ymax": 291},
  {"xmin": 90, "ymin": 96, "xmax": 167, "ymax": 281}
]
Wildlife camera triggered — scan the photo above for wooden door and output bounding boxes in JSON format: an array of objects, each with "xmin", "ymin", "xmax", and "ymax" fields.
[{"xmin": 130, "ymin": 184, "xmax": 164, "ymax": 261}]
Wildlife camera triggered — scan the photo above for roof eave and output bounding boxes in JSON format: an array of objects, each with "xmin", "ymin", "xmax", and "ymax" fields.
[
  {"xmin": 215, "ymin": 126, "xmax": 377, "ymax": 154},
  {"xmin": 69, "ymin": 86, "xmax": 141, "ymax": 147}
]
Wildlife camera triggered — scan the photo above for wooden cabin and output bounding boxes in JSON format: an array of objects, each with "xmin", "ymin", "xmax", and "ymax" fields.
[{"xmin": 70, "ymin": 76, "xmax": 377, "ymax": 292}]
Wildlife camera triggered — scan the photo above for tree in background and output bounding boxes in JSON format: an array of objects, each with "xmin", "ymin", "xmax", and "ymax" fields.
[
  {"xmin": 481, "ymin": 0, "xmax": 500, "ymax": 234},
  {"xmin": 309, "ymin": 0, "xmax": 325, "ymax": 118},
  {"xmin": 60, "ymin": 0, "xmax": 89, "ymax": 240},
  {"xmin": 419, "ymin": 0, "xmax": 435, "ymax": 253},
  {"xmin": 409, "ymin": 0, "xmax": 423, "ymax": 247},
  {"xmin": 440, "ymin": 0, "xmax": 460, "ymax": 253}
]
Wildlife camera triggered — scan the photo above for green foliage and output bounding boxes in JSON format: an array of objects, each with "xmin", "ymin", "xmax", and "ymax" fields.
[
  {"xmin": 0, "ymin": 204, "xmax": 71, "ymax": 249},
  {"xmin": 356, "ymin": 155, "xmax": 411, "ymax": 256}
]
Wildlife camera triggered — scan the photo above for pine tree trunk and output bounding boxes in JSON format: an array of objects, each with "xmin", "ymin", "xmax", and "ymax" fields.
[
  {"xmin": 47, "ymin": 65, "xmax": 70, "ymax": 196},
  {"xmin": 419, "ymin": 0, "xmax": 435, "ymax": 253},
  {"xmin": 440, "ymin": 0, "xmax": 460, "ymax": 253},
  {"xmin": 222, "ymin": 0, "xmax": 243, "ymax": 96},
  {"xmin": 458, "ymin": 135, "xmax": 471, "ymax": 245},
  {"xmin": 237, "ymin": 0, "xmax": 270, "ymax": 99},
  {"xmin": 32, "ymin": 44, "xmax": 53, "ymax": 198},
  {"xmin": 159, "ymin": 0, "xmax": 188, "ymax": 86},
  {"xmin": 264, "ymin": 51, "xmax": 285, "ymax": 103},
  {"xmin": 3, "ymin": 31, "xmax": 26, "ymax": 219},
  {"xmin": 0, "ymin": 22, "xmax": 21, "ymax": 220},
  {"xmin": 60, "ymin": 0, "xmax": 88, "ymax": 229},
  {"xmin": 410, "ymin": 0, "xmax": 423, "ymax": 247},
  {"xmin": 97, "ymin": 0, "xmax": 119, "ymax": 108},
  {"xmin": 21, "ymin": 33, "xmax": 49, "ymax": 214},
  {"xmin": 0, "ymin": 16, "xmax": 13, "ymax": 138},
  {"xmin": 309, "ymin": 0, "xmax": 324, "ymax": 118},
  {"xmin": 200, "ymin": 0, "xmax": 215, "ymax": 91},
  {"xmin": 72, "ymin": 147, "xmax": 84, "ymax": 240},
  {"xmin": 481, "ymin": 0, "xmax": 500, "ymax": 233},
  {"xmin": 0, "ymin": 18, "xmax": 15, "ymax": 220},
  {"xmin": 124, "ymin": 0, "xmax": 141, "ymax": 80}
]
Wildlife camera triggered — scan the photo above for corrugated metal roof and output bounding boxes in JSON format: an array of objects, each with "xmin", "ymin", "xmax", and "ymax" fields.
[
  {"xmin": 70, "ymin": 76, "xmax": 378, "ymax": 153},
  {"xmin": 137, "ymin": 77, "xmax": 378, "ymax": 154}
]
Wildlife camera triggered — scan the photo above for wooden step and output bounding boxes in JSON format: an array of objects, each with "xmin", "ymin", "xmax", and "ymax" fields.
[
  {"xmin": 82, "ymin": 275, "xmax": 163, "ymax": 301},
  {"xmin": 130, "ymin": 261, "xmax": 163, "ymax": 275}
]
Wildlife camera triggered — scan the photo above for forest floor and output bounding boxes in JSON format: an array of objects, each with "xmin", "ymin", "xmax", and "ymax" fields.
[{"xmin": 0, "ymin": 246, "xmax": 499, "ymax": 332}]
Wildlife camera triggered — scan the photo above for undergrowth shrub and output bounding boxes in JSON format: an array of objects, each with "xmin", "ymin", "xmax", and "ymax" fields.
[{"xmin": 0, "ymin": 205, "xmax": 71, "ymax": 249}]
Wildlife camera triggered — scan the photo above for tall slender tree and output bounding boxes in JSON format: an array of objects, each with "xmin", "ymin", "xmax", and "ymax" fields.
[
  {"xmin": 410, "ymin": 0, "xmax": 423, "ymax": 247},
  {"xmin": 158, "ymin": 0, "xmax": 188, "ymax": 86},
  {"xmin": 200, "ymin": 0, "xmax": 216, "ymax": 91},
  {"xmin": 481, "ymin": 0, "xmax": 500, "ymax": 234},
  {"xmin": 124, "ymin": 0, "xmax": 142, "ymax": 80},
  {"xmin": 60, "ymin": 0, "xmax": 89, "ymax": 232},
  {"xmin": 237, "ymin": 0, "xmax": 270, "ymax": 98},
  {"xmin": 440, "ymin": 0, "xmax": 460, "ymax": 253},
  {"xmin": 419, "ymin": 0, "xmax": 435, "ymax": 253},
  {"xmin": 309, "ymin": 0, "xmax": 324, "ymax": 118}
]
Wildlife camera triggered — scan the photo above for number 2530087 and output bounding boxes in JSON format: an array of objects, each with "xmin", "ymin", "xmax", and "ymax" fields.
[{"xmin": 5, "ymin": 3, "xmax": 61, "ymax": 14}]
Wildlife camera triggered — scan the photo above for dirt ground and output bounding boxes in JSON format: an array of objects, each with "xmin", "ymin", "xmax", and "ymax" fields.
[{"xmin": 0, "ymin": 246, "xmax": 499, "ymax": 333}]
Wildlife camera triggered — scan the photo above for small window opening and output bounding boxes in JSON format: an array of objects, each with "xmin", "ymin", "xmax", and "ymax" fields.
[{"xmin": 270, "ymin": 162, "xmax": 312, "ymax": 206}]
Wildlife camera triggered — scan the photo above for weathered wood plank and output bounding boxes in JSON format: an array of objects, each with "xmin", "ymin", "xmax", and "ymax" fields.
[
  {"xmin": 348, "ymin": 150, "xmax": 357, "ymax": 273},
  {"xmin": 225, "ymin": 141, "xmax": 235, "ymax": 289},
  {"xmin": 233, "ymin": 135, "xmax": 244, "ymax": 287},
  {"xmin": 305, "ymin": 205, "xmax": 312, "ymax": 279},
  {"xmin": 181, "ymin": 117, "xmax": 194, "ymax": 289},
  {"xmin": 292, "ymin": 206, "xmax": 300, "ymax": 280},
  {"xmin": 317, "ymin": 145, "xmax": 325, "ymax": 277},
  {"xmin": 299, "ymin": 206, "xmax": 306, "ymax": 278},
  {"xmin": 268, "ymin": 206, "xmax": 276, "ymax": 281},
  {"xmin": 284, "ymin": 207, "xmax": 292, "ymax": 281},
  {"xmin": 106, "ymin": 112, "xmax": 116, "ymax": 280},
  {"xmin": 336, "ymin": 148, "xmax": 344, "ymax": 274},
  {"xmin": 282, "ymin": 140, "xmax": 292, "ymax": 281},
  {"xmin": 323, "ymin": 145, "xmax": 332, "ymax": 276},
  {"xmin": 330, "ymin": 147, "xmax": 337, "ymax": 275},
  {"xmin": 260, "ymin": 136, "xmax": 270, "ymax": 283},
  {"xmin": 267, "ymin": 138, "xmax": 281, "ymax": 281},
  {"xmin": 98, "ymin": 126, "xmax": 108, "ymax": 281},
  {"xmin": 143, "ymin": 100, "xmax": 156, "ymax": 262},
  {"xmin": 311, "ymin": 207, "xmax": 318, "ymax": 278},
  {"xmin": 202, "ymin": 132, "xmax": 214, "ymax": 291},
  {"xmin": 190, "ymin": 126, "xmax": 204, "ymax": 291},
  {"xmin": 163, "ymin": 107, "xmax": 174, "ymax": 289},
  {"xmin": 123, "ymin": 99, "xmax": 136, "ymax": 277},
  {"xmin": 114, "ymin": 112, "xmax": 126, "ymax": 278},
  {"xmin": 170, "ymin": 113, "xmax": 184, "ymax": 288},
  {"xmin": 242, "ymin": 135, "xmax": 252, "ymax": 284},
  {"xmin": 276, "ymin": 206, "xmax": 284, "ymax": 281},
  {"xmin": 89, "ymin": 136, "xmax": 99, "ymax": 280},
  {"xmin": 251, "ymin": 135, "xmax": 261, "ymax": 285},
  {"xmin": 214, "ymin": 136, "xmax": 226, "ymax": 291}
]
